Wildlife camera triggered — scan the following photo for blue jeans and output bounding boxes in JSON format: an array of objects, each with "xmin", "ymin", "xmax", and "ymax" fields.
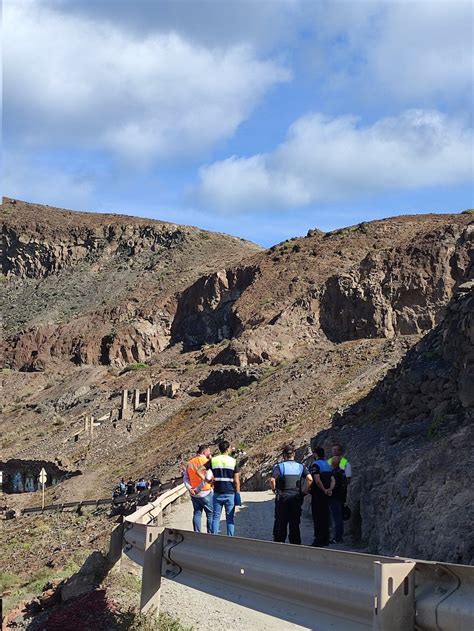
[
  {"xmin": 211, "ymin": 493, "xmax": 235, "ymax": 536},
  {"xmin": 329, "ymin": 497, "xmax": 344, "ymax": 542},
  {"xmin": 191, "ymin": 493, "xmax": 214, "ymax": 533}
]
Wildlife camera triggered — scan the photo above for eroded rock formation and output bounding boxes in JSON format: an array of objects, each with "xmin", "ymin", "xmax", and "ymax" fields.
[
  {"xmin": 171, "ymin": 266, "xmax": 259, "ymax": 349},
  {"xmin": 320, "ymin": 223, "xmax": 472, "ymax": 341},
  {"xmin": 1, "ymin": 199, "xmax": 260, "ymax": 369},
  {"xmin": 313, "ymin": 282, "xmax": 474, "ymax": 563}
]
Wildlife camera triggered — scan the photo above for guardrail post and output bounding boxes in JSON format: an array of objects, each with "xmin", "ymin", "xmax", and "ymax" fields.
[
  {"xmin": 140, "ymin": 525, "xmax": 164, "ymax": 614},
  {"xmin": 373, "ymin": 561, "xmax": 415, "ymax": 630},
  {"xmin": 108, "ymin": 520, "xmax": 124, "ymax": 569}
]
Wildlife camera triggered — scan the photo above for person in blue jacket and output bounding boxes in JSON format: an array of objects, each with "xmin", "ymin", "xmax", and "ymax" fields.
[{"xmin": 310, "ymin": 446, "xmax": 335, "ymax": 547}]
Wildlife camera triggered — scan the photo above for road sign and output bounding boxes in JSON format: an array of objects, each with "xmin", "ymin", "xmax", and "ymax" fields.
[
  {"xmin": 39, "ymin": 467, "xmax": 47, "ymax": 509},
  {"xmin": 39, "ymin": 468, "xmax": 47, "ymax": 484}
]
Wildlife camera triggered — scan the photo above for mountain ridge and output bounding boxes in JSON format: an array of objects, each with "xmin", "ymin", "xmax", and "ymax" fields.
[{"xmin": 1, "ymin": 198, "xmax": 473, "ymax": 565}]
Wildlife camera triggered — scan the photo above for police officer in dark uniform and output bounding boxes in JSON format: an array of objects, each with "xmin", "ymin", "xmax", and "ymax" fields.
[
  {"xmin": 270, "ymin": 445, "xmax": 313, "ymax": 544},
  {"xmin": 310, "ymin": 446, "xmax": 335, "ymax": 547}
]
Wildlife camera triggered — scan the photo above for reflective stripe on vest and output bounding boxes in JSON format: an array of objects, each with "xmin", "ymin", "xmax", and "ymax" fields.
[
  {"xmin": 211, "ymin": 454, "xmax": 237, "ymax": 492},
  {"xmin": 187, "ymin": 455, "xmax": 211, "ymax": 492},
  {"xmin": 328, "ymin": 456, "xmax": 348, "ymax": 470}
]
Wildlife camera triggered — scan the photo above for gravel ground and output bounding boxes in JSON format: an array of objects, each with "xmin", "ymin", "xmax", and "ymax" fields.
[{"xmin": 159, "ymin": 491, "xmax": 349, "ymax": 630}]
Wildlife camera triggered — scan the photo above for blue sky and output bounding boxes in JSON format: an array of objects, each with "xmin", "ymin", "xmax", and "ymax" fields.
[{"xmin": 3, "ymin": 0, "xmax": 474, "ymax": 246}]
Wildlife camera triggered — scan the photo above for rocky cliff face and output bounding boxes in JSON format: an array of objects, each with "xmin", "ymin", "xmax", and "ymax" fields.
[
  {"xmin": 2, "ymin": 198, "xmax": 186, "ymax": 280},
  {"xmin": 4, "ymin": 305, "xmax": 173, "ymax": 371},
  {"xmin": 1, "ymin": 199, "xmax": 261, "ymax": 369},
  {"xmin": 320, "ymin": 223, "xmax": 472, "ymax": 341},
  {"xmin": 170, "ymin": 216, "xmax": 473, "ymax": 361},
  {"xmin": 170, "ymin": 266, "xmax": 259, "ymax": 349},
  {"xmin": 2, "ymin": 200, "xmax": 473, "ymax": 567},
  {"xmin": 313, "ymin": 282, "xmax": 474, "ymax": 564}
]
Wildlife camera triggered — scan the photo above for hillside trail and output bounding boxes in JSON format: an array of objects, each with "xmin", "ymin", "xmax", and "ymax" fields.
[{"xmin": 159, "ymin": 491, "xmax": 353, "ymax": 630}]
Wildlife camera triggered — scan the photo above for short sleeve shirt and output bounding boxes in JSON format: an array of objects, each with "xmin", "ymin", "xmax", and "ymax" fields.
[
  {"xmin": 206, "ymin": 454, "xmax": 240, "ymax": 493},
  {"xmin": 272, "ymin": 463, "xmax": 309, "ymax": 481},
  {"xmin": 310, "ymin": 461, "xmax": 333, "ymax": 491},
  {"xmin": 272, "ymin": 461, "xmax": 309, "ymax": 496}
]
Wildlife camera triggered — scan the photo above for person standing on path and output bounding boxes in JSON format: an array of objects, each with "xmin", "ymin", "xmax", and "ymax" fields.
[
  {"xmin": 328, "ymin": 444, "xmax": 352, "ymax": 484},
  {"xmin": 328, "ymin": 455, "xmax": 347, "ymax": 543},
  {"xmin": 270, "ymin": 445, "xmax": 313, "ymax": 544},
  {"xmin": 310, "ymin": 447, "xmax": 334, "ymax": 547},
  {"xmin": 183, "ymin": 445, "xmax": 214, "ymax": 533},
  {"xmin": 207, "ymin": 440, "xmax": 241, "ymax": 536}
]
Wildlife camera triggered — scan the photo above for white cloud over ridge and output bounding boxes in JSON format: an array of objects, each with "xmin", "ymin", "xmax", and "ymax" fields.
[
  {"xmin": 44, "ymin": 0, "xmax": 473, "ymax": 109},
  {"xmin": 3, "ymin": 0, "xmax": 290, "ymax": 164},
  {"xmin": 197, "ymin": 110, "xmax": 474, "ymax": 212}
]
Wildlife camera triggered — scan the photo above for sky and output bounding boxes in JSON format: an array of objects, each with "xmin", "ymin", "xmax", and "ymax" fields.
[{"xmin": 3, "ymin": 0, "xmax": 474, "ymax": 246}]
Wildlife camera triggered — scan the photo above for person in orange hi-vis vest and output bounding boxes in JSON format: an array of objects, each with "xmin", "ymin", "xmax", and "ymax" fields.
[{"xmin": 183, "ymin": 444, "xmax": 214, "ymax": 533}]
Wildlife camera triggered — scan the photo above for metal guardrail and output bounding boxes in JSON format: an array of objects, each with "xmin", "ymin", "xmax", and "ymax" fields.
[
  {"xmin": 118, "ymin": 486, "xmax": 474, "ymax": 631},
  {"xmin": 20, "ymin": 479, "xmax": 180, "ymax": 515},
  {"xmin": 21, "ymin": 498, "xmax": 112, "ymax": 515}
]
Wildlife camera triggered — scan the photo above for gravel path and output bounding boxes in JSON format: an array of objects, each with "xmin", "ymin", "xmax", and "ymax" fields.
[{"xmin": 160, "ymin": 491, "xmax": 348, "ymax": 630}]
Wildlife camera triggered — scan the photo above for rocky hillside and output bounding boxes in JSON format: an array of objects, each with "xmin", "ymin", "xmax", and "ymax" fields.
[
  {"xmin": 1, "ymin": 198, "xmax": 260, "ymax": 370},
  {"xmin": 172, "ymin": 214, "xmax": 472, "ymax": 364},
  {"xmin": 2, "ymin": 200, "xmax": 473, "ymax": 566},
  {"xmin": 313, "ymin": 281, "xmax": 473, "ymax": 564}
]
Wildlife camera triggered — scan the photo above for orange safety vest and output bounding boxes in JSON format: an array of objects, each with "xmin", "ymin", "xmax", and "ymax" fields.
[{"xmin": 186, "ymin": 455, "xmax": 211, "ymax": 492}]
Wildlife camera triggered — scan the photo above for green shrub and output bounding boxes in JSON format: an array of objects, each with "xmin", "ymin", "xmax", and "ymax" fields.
[
  {"xmin": 1, "ymin": 572, "xmax": 22, "ymax": 592},
  {"xmin": 124, "ymin": 362, "xmax": 149, "ymax": 372}
]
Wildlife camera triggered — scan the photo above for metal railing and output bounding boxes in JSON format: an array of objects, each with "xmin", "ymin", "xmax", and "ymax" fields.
[
  {"xmin": 20, "ymin": 478, "xmax": 181, "ymax": 515},
  {"xmin": 116, "ymin": 486, "xmax": 474, "ymax": 631}
]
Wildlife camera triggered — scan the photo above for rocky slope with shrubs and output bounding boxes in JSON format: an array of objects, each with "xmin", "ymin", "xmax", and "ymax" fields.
[
  {"xmin": 1, "ymin": 199, "xmax": 473, "ymax": 574},
  {"xmin": 1, "ymin": 197, "xmax": 261, "ymax": 371}
]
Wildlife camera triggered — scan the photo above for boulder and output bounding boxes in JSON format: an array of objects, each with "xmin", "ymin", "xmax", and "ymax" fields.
[{"xmin": 199, "ymin": 367, "xmax": 260, "ymax": 394}]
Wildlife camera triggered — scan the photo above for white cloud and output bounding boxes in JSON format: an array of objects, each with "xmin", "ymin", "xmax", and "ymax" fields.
[
  {"xmin": 197, "ymin": 109, "xmax": 474, "ymax": 212},
  {"xmin": 3, "ymin": 152, "xmax": 95, "ymax": 209},
  {"xmin": 45, "ymin": 0, "xmax": 300, "ymax": 51},
  {"xmin": 304, "ymin": 1, "xmax": 474, "ymax": 106},
  {"xmin": 3, "ymin": 0, "xmax": 290, "ymax": 164},
  {"xmin": 365, "ymin": 1, "xmax": 474, "ymax": 103}
]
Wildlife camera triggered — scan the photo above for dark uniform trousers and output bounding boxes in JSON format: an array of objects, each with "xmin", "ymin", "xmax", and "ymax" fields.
[
  {"xmin": 311, "ymin": 491, "xmax": 330, "ymax": 546},
  {"xmin": 274, "ymin": 493, "xmax": 304, "ymax": 544}
]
